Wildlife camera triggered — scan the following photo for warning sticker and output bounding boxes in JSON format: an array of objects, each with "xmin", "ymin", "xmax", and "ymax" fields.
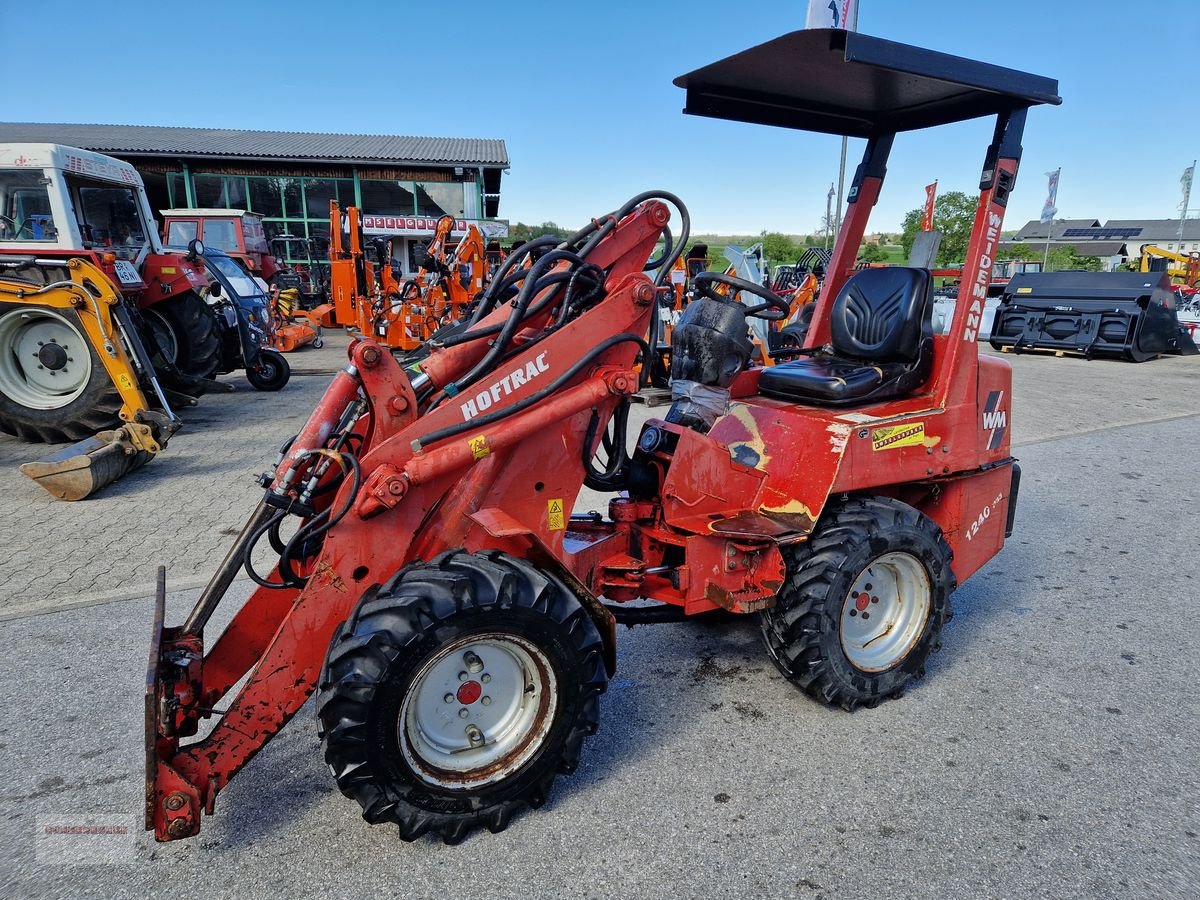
[
  {"xmin": 468, "ymin": 434, "xmax": 491, "ymax": 460},
  {"xmin": 1016, "ymin": 286, "xmax": 1033, "ymax": 294},
  {"xmin": 871, "ymin": 422, "xmax": 926, "ymax": 451},
  {"xmin": 117, "ymin": 373, "xmax": 134, "ymax": 391},
  {"xmin": 547, "ymin": 498, "xmax": 565, "ymax": 531}
]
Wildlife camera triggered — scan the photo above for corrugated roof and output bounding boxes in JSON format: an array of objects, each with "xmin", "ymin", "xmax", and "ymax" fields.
[
  {"xmin": 0, "ymin": 122, "xmax": 509, "ymax": 168},
  {"xmin": 1103, "ymin": 218, "xmax": 1200, "ymax": 240}
]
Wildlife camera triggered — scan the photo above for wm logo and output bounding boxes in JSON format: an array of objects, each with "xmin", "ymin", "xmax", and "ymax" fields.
[{"xmin": 983, "ymin": 391, "xmax": 1007, "ymax": 450}]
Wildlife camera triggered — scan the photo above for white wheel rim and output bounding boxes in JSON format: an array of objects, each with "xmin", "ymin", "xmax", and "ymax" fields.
[
  {"xmin": 0, "ymin": 307, "xmax": 93, "ymax": 410},
  {"xmin": 840, "ymin": 551, "xmax": 932, "ymax": 673},
  {"xmin": 141, "ymin": 308, "xmax": 178, "ymax": 364},
  {"xmin": 400, "ymin": 633, "xmax": 557, "ymax": 790}
]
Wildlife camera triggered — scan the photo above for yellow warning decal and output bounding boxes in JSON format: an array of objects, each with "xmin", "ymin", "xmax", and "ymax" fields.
[
  {"xmin": 160, "ymin": 266, "xmax": 177, "ymax": 275},
  {"xmin": 547, "ymin": 498, "xmax": 565, "ymax": 530},
  {"xmin": 1016, "ymin": 286, "xmax": 1033, "ymax": 294},
  {"xmin": 468, "ymin": 434, "xmax": 491, "ymax": 460},
  {"xmin": 116, "ymin": 373, "xmax": 134, "ymax": 391},
  {"xmin": 871, "ymin": 422, "xmax": 926, "ymax": 451}
]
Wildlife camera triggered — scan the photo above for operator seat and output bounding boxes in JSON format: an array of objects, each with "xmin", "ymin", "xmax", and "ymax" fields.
[{"xmin": 757, "ymin": 266, "xmax": 934, "ymax": 407}]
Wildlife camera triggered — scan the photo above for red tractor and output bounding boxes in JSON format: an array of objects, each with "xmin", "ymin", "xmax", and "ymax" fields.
[{"xmin": 145, "ymin": 29, "xmax": 1059, "ymax": 844}]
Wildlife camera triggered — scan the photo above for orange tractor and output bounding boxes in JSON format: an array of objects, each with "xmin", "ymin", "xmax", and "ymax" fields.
[{"xmin": 146, "ymin": 28, "xmax": 1058, "ymax": 845}]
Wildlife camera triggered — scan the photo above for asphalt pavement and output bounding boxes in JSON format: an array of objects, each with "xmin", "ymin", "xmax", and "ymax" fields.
[{"xmin": 0, "ymin": 344, "xmax": 1197, "ymax": 898}]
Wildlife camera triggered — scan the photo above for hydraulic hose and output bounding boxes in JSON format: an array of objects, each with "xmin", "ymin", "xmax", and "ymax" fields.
[
  {"xmin": 467, "ymin": 235, "xmax": 560, "ymax": 326},
  {"xmin": 445, "ymin": 249, "xmax": 588, "ymax": 396}
]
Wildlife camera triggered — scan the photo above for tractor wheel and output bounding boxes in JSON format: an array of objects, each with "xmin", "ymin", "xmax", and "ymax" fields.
[
  {"xmin": 0, "ymin": 304, "xmax": 123, "ymax": 443},
  {"xmin": 246, "ymin": 349, "xmax": 290, "ymax": 391},
  {"xmin": 142, "ymin": 293, "xmax": 220, "ymax": 382},
  {"xmin": 317, "ymin": 550, "xmax": 607, "ymax": 844},
  {"xmin": 759, "ymin": 496, "xmax": 954, "ymax": 710}
]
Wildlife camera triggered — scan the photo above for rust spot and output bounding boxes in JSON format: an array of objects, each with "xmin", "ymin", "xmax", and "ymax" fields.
[{"xmin": 313, "ymin": 561, "xmax": 348, "ymax": 593}]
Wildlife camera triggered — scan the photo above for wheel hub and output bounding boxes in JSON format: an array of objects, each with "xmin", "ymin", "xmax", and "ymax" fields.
[
  {"xmin": 0, "ymin": 308, "xmax": 92, "ymax": 410},
  {"xmin": 37, "ymin": 341, "xmax": 69, "ymax": 370},
  {"xmin": 400, "ymin": 633, "xmax": 557, "ymax": 790},
  {"xmin": 840, "ymin": 551, "xmax": 931, "ymax": 673}
]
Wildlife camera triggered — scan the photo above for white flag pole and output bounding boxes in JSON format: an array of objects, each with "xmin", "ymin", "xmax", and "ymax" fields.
[
  {"xmin": 832, "ymin": 2, "xmax": 860, "ymax": 243},
  {"xmin": 1180, "ymin": 160, "xmax": 1196, "ymax": 246}
]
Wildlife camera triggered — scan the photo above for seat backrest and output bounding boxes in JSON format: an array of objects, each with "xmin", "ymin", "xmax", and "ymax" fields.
[{"xmin": 830, "ymin": 266, "xmax": 932, "ymax": 362}]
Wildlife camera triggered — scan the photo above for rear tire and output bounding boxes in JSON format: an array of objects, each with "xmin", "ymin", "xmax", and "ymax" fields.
[
  {"xmin": 142, "ymin": 293, "xmax": 220, "ymax": 382},
  {"xmin": 318, "ymin": 550, "xmax": 607, "ymax": 844},
  {"xmin": 0, "ymin": 304, "xmax": 123, "ymax": 443},
  {"xmin": 246, "ymin": 349, "xmax": 290, "ymax": 391},
  {"xmin": 759, "ymin": 496, "xmax": 954, "ymax": 710}
]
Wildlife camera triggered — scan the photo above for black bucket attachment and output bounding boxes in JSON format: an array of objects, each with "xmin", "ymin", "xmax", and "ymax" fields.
[{"xmin": 989, "ymin": 271, "xmax": 1187, "ymax": 362}]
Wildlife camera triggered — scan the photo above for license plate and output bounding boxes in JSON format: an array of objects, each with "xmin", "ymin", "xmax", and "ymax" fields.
[{"xmin": 112, "ymin": 260, "xmax": 142, "ymax": 286}]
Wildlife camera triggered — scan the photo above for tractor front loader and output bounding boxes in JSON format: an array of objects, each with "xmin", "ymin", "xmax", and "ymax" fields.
[
  {"xmin": 145, "ymin": 29, "xmax": 1058, "ymax": 846},
  {"xmin": 1, "ymin": 258, "xmax": 180, "ymax": 498}
]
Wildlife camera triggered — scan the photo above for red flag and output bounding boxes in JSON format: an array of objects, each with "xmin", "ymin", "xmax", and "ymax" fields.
[{"xmin": 922, "ymin": 181, "xmax": 938, "ymax": 232}]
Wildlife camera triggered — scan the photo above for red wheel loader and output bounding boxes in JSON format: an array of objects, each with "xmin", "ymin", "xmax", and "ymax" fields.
[{"xmin": 145, "ymin": 29, "xmax": 1060, "ymax": 844}]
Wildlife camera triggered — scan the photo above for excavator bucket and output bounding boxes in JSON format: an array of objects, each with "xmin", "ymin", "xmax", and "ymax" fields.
[{"xmin": 19, "ymin": 425, "xmax": 160, "ymax": 501}]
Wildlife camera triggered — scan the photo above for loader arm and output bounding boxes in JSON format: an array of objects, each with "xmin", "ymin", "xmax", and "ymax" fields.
[{"xmin": 146, "ymin": 197, "xmax": 674, "ymax": 841}]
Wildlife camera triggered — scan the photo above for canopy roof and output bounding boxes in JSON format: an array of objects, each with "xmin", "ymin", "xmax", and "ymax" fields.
[{"xmin": 674, "ymin": 29, "xmax": 1061, "ymax": 137}]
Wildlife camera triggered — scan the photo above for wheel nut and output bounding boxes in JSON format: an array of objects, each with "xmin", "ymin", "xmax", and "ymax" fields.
[
  {"xmin": 481, "ymin": 696, "xmax": 492, "ymax": 706},
  {"xmin": 444, "ymin": 693, "xmax": 455, "ymax": 703},
  {"xmin": 458, "ymin": 671, "xmax": 468, "ymax": 682},
  {"xmin": 481, "ymin": 674, "xmax": 491, "ymax": 684},
  {"xmin": 458, "ymin": 708, "xmax": 469, "ymax": 718}
]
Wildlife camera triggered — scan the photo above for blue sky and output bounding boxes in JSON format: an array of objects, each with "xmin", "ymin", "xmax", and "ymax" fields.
[{"xmin": 2, "ymin": 0, "xmax": 1196, "ymax": 234}]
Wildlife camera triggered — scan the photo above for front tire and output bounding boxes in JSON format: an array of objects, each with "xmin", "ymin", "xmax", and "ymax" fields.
[
  {"xmin": 142, "ymin": 293, "xmax": 220, "ymax": 382},
  {"xmin": 759, "ymin": 496, "xmax": 954, "ymax": 710},
  {"xmin": 317, "ymin": 550, "xmax": 608, "ymax": 844},
  {"xmin": 246, "ymin": 349, "xmax": 289, "ymax": 391}
]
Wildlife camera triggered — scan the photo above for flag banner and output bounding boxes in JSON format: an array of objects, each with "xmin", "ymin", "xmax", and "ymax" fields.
[
  {"xmin": 1181, "ymin": 163, "xmax": 1195, "ymax": 215},
  {"xmin": 922, "ymin": 181, "xmax": 938, "ymax": 232},
  {"xmin": 807, "ymin": 0, "xmax": 857, "ymax": 29},
  {"xmin": 1040, "ymin": 168, "xmax": 1060, "ymax": 225}
]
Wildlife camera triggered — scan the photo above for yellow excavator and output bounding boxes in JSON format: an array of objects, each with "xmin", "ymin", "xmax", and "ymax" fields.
[
  {"xmin": 1140, "ymin": 245, "xmax": 1200, "ymax": 288},
  {"xmin": 0, "ymin": 257, "xmax": 180, "ymax": 499}
]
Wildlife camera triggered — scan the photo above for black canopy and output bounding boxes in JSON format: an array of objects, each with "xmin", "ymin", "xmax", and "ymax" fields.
[{"xmin": 674, "ymin": 29, "xmax": 1061, "ymax": 137}]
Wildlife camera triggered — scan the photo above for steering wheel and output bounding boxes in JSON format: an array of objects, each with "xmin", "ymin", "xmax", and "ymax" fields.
[{"xmin": 693, "ymin": 272, "xmax": 790, "ymax": 320}]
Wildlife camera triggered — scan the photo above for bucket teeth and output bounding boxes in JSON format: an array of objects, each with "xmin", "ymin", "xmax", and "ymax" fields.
[{"xmin": 18, "ymin": 426, "xmax": 156, "ymax": 500}]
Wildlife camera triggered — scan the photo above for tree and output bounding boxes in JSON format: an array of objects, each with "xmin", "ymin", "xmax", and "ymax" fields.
[
  {"xmin": 899, "ymin": 191, "xmax": 977, "ymax": 266},
  {"xmin": 759, "ymin": 231, "xmax": 800, "ymax": 266},
  {"xmin": 1045, "ymin": 247, "xmax": 1103, "ymax": 272},
  {"xmin": 1004, "ymin": 243, "xmax": 1043, "ymax": 261},
  {"xmin": 508, "ymin": 220, "xmax": 571, "ymax": 242},
  {"xmin": 858, "ymin": 242, "xmax": 888, "ymax": 263}
]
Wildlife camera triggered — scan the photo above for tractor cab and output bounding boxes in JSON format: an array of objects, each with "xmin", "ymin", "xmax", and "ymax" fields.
[
  {"xmin": 162, "ymin": 209, "xmax": 279, "ymax": 280},
  {"xmin": 0, "ymin": 144, "xmax": 160, "ymax": 280}
]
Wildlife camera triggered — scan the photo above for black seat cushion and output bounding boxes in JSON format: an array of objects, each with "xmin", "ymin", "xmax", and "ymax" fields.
[{"xmin": 759, "ymin": 267, "xmax": 933, "ymax": 407}]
